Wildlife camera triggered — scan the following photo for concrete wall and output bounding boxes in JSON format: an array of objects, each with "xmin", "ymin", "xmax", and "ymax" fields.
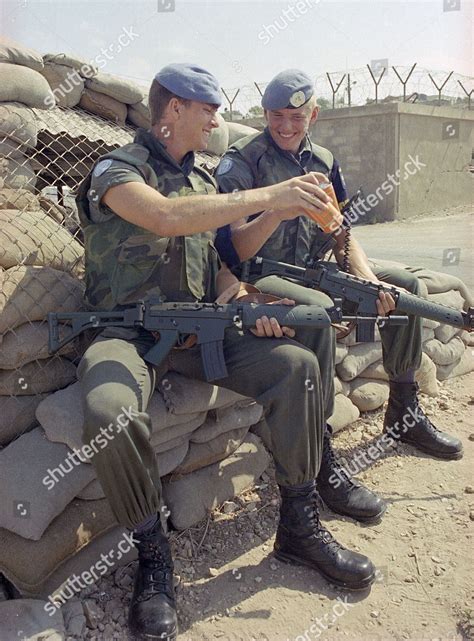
[{"xmin": 237, "ymin": 104, "xmax": 473, "ymax": 222}]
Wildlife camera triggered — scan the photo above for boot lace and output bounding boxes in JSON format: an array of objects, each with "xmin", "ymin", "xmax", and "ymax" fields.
[{"xmin": 323, "ymin": 435, "xmax": 358, "ymax": 489}]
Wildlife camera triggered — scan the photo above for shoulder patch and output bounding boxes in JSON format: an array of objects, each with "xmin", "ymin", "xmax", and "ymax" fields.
[
  {"xmin": 215, "ymin": 157, "xmax": 234, "ymax": 176},
  {"xmin": 93, "ymin": 159, "xmax": 113, "ymax": 177}
]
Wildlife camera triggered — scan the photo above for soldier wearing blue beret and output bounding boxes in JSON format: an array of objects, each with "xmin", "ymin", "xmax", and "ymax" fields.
[
  {"xmin": 76, "ymin": 63, "xmax": 377, "ymax": 641},
  {"xmin": 215, "ymin": 68, "xmax": 462, "ymax": 534}
]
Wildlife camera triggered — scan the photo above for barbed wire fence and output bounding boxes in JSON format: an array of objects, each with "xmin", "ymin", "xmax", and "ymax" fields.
[{"xmin": 219, "ymin": 65, "xmax": 473, "ymax": 119}]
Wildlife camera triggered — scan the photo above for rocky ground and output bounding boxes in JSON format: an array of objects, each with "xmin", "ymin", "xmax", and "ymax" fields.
[{"xmin": 55, "ymin": 370, "xmax": 474, "ymax": 641}]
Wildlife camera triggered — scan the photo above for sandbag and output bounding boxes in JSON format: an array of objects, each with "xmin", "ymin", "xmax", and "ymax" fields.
[
  {"xmin": 334, "ymin": 376, "xmax": 350, "ymax": 396},
  {"xmin": 0, "ymin": 497, "xmax": 117, "ymax": 598},
  {"xmin": 36, "ymin": 380, "xmax": 205, "ymax": 452},
  {"xmin": 0, "ymin": 102, "xmax": 38, "ymax": 149},
  {"xmin": 0, "ymin": 265, "xmax": 84, "ymax": 335},
  {"xmin": 164, "ymin": 433, "xmax": 270, "ymax": 529},
  {"xmin": 336, "ymin": 342, "xmax": 383, "ymax": 381},
  {"xmin": 150, "ymin": 413, "xmax": 207, "ymax": 450},
  {"xmin": 128, "ymin": 101, "xmax": 150, "ymax": 129},
  {"xmin": 39, "ymin": 61, "xmax": 84, "ymax": 108},
  {"xmin": 207, "ymin": 112, "xmax": 229, "ymax": 155},
  {"xmin": 436, "ymin": 349, "xmax": 474, "ymax": 381},
  {"xmin": 79, "ymin": 88, "xmax": 127, "ymax": 124},
  {"xmin": 0, "ymin": 209, "xmax": 84, "ymax": 274},
  {"xmin": 85, "ymin": 72, "xmax": 144, "ymax": 104},
  {"xmin": 37, "ymin": 195, "xmax": 66, "ymax": 224},
  {"xmin": 0, "ymin": 156, "xmax": 36, "ymax": 191},
  {"xmin": 328, "ymin": 394, "xmax": 360, "ymax": 433},
  {"xmin": 226, "ymin": 121, "xmax": 258, "ymax": 146},
  {"xmin": 43, "ymin": 53, "xmax": 98, "ymax": 78},
  {"xmin": 156, "ymin": 442, "xmax": 189, "ymax": 476},
  {"xmin": 349, "ymin": 379, "xmax": 389, "ymax": 412},
  {"xmin": 434, "ymin": 323, "xmax": 461, "ymax": 344},
  {"xmin": 408, "ymin": 267, "xmax": 473, "ymax": 307},
  {"xmin": 0, "ymin": 426, "xmax": 95, "ymax": 540},
  {"xmin": 0, "ymin": 357, "xmax": 76, "ymax": 396},
  {"xmin": 0, "ymin": 188, "xmax": 41, "ymax": 211},
  {"xmin": 423, "ymin": 336, "xmax": 465, "ymax": 366},
  {"xmin": 190, "ymin": 403, "xmax": 263, "ymax": 443},
  {"xmin": 0, "ymin": 321, "xmax": 79, "ymax": 369},
  {"xmin": 335, "ymin": 344, "xmax": 348, "ymax": 365},
  {"xmin": 0, "ymin": 138, "xmax": 25, "ymax": 158},
  {"xmin": 0, "ymin": 394, "xmax": 47, "ymax": 447},
  {"xmin": 0, "ymin": 63, "xmax": 56, "ymax": 109},
  {"xmin": 0, "ymin": 43, "xmax": 44, "ymax": 71},
  {"xmin": 359, "ymin": 352, "xmax": 439, "ymax": 396},
  {"xmin": 174, "ymin": 425, "xmax": 249, "ymax": 475}
]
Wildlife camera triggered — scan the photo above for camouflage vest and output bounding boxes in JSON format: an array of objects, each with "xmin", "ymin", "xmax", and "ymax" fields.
[
  {"xmin": 77, "ymin": 133, "xmax": 220, "ymax": 310},
  {"xmin": 232, "ymin": 129, "xmax": 334, "ymax": 266}
]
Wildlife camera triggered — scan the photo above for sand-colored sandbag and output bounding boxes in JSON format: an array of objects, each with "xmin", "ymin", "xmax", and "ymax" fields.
[
  {"xmin": 207, "ymin": 112, "xmax": 229, "ymax": 155},
  {"xmin": 408, "ymin": 267, "xmax": 473, "ymax": 307},
  {"xmin": 459, "ymin": 330, "xmax": 474, "ymax": 347},
  {"xmin": 37, "ymin": 195, "xmax": 66, "ymax": 224},
  {"xmin": 349, "ymin": 379, "xmax": 389, "ymax": 412},
  {"xmin": 175, "ymin": 425, "xmax": 249, "ymax": 475},
  {"xmin": 436, "ymin": 349, "xmax": 474, "ymax": 381},
  {"xmin": 0, "ymin": 209, "xmax": 84, "ymax": 274},
  {"xmin": 128, "ymin": 101, "xmax": 150, "ymax": 129},
  {"xmin": 79, "ymin": 88, "xmax": 127, "ymax": 124},
  {"xmin": 227, "ymin": 121, "xmax": 258, "ymax": 146},
  {"xmin": 0, "ymin": 156, "xmax": 36, "ymax": 191},
  {"xmin": 39, "ymin": 61, "xmax": 84, "ymax": 108},
  {"xmin": 0, "ymin": 188, "xmax": 41, "ymax": 211},
  {"xmin": 0, "ymin": 426, "xmax": 95, "ymax": 540},
  {"xmin": 0, "ymin": 321, "xmax": 79, "ymax": 369},
  {"xmin": 434, "ymin": 323, "xmax": 462, "ymax": 345},
  {"xmin": 336, "ymin": 342, "xmax": 383, "ymax": 381},
  {"xmin": 156, "ymin": 441, "xmax": 189, "ymax": 476},
  {"xmin": 86, "ymin": 72, "xmax": 144, "ymax": 104},
  {"xmin": 328, "ymin": 394, "xmax": 360, "ymax": 433},
  {"xmin": 0, "ymin": 42, "xmax": 44, "ymax": 71},
  {"xmin": 0, "ymin": 497, "xmax": 117, "ymax": 597},
  {"xmin": 150, "ymin": 413, "xmax": 207, "ymax": 449},
  {"xmin": 0, "ymin": 394, "xmax": 47, "ymax": 447},
  {"xmin": 190, "ymin": 402, "xmax": 263, "ymax": 443},
  {"xmin": 334, "ymin": 376, "xmax": 350, "ymax": 396},
  {"xmin": 335, "ymin": 344, "xmax": 348, "ymax": 365},
  {"xmin": 0, "ymin": 357, "xmax": 76, "ymax": 396},
  {"xmin": 359, "ymin": 352, "xmax": 438, "ymax": 396},
  {"xmin": 0, "ymin": 102, "xmax": 38, "ymax": 149},
  {"xmin": 421, "ymin": 327, "xmax": 435, "ymax": 343},
  {"xmin": 36, "ymin": 380, "xmax": 205, "ymax": 453},
  {"xmin": 43, "ymin": 52, "xmax": 98, "ymax": 78},
  {"xmin": 0, "ymin": 138, "xmax": 25, "ymax": 158},
  {"xmin": 0, "ymin": 265, "xmax": 84, "ymax": 335},
  {"xmin": 0, "ymin": 63, "xmax": 56, "ymax": 108},
  {"xmin": 423, "ymin": 336, "xmax": 465, "ymax": 366}
]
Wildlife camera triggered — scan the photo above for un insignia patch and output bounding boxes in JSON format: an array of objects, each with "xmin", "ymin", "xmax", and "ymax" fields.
[
  {"xmin": 216, "ymin": 157, "xmax": 234, "ymax": 175},
  {"xmin": 93, "ymin": 159, "xmax": 113, "ymax": 177}
]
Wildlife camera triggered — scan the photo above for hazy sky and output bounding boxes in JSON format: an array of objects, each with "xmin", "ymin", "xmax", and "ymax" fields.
[{"xmin": 2, "ymin": 0, "xmax": 472, "ymax": 109}]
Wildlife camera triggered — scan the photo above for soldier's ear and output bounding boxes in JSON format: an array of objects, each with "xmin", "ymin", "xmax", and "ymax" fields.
[{"xmin": 309, "ymin": 105, "xmax": 319, "ymax": 126}]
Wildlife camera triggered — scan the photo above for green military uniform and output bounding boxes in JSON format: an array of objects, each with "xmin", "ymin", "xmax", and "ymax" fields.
[
  {"xmin": 77, "ymin": 128, "xmax": 325, "ymax": 530},
  {"xmin": 215, "ymin": 128, "xmax": 423, "ymax": 407}
]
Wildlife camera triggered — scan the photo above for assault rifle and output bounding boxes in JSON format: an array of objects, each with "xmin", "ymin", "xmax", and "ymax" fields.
[
  {"xmin": 48, "ymin": 299, "xmax": 407, "ymax": 382},
  {"xmin": 250, "ymin": 257, "xmax": 473, "ymax": 343}
]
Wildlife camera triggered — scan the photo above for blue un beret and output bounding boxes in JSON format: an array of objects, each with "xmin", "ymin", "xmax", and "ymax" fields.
[
  {"xmin": 262, "ymin": 69, "xmax": 314, "ymax": 110},
  {"xmin": 155, "ymin": 63, "xmax": 222, "ymax": 107}
]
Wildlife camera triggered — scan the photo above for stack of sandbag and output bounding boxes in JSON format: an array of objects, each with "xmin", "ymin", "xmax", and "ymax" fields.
[
  {"xmin": 0, "ymin": 102, "xmax": 40, "ymax": 192},
  {"xmin": 80, "ymin": 71, "xmax": 146, "ymax": 125},
  {"xmin": 39, "ymin": 53, "xmax": 99, "ymax": 109},
  {"xmin": 0, "ymin": 44, "xmax": 56, "ymax": 110},
  {"xmin": 330, "ymin": 259, "xmax": 473, "ymax": 429},
  {"xmin": 0, "ymin": 203, "xmax": 86, "ymax": 446},
  {"xmin": 0, "ymin": 374, "xmax": 268, "ymax": 598}
]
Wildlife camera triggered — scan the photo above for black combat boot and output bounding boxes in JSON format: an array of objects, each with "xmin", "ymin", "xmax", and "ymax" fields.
[
  {"xmin": 128, "ymin": 518, "xmax": 178, "ymax": 641},
  {"xmin": 384, "ymin": 381, "xmax": 463, "ymax": 460},
  {"xmin": 317, "ymin": 427, "xmax": 386, "ymax": 524},
  {"xmin": 274, "ymin": 481, "xmax": 376, "ymax": 590}
]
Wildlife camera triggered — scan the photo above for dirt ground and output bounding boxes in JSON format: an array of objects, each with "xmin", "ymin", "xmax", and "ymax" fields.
[{"xmin": 81, "ymin": 371, "xmax": 474, "ymax": 641}]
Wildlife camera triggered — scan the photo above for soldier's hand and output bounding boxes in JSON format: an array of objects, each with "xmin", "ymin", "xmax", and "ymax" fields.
[
  {"xmin": 250, "ymin": 298, "xmax": 296, "ymax": 339},
  {"xmin": 375, "ymin": 286, "xmax": 397, "ymax": 316}
]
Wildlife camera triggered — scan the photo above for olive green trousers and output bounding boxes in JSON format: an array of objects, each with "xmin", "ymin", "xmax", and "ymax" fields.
[
  {"xmin": 78, "ymin": 326, "xmax": 325, "ymax": 530},
  {"xmin": 252, "ymin": 263, "xmax": 423, "ymax": 421}
]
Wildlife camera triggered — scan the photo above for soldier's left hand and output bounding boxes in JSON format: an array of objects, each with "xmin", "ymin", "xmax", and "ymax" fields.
[{"xmin": 250, "ymin": 298, "xmax": 296, "ymax": 338}]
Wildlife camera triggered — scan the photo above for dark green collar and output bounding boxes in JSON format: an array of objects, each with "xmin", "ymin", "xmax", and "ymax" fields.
[{"xmin": 134, "ymin": 128, "xmax": 196, "ymax": 176}]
